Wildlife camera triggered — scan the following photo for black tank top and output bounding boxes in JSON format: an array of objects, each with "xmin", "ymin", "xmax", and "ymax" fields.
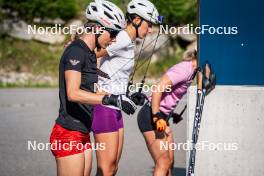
[{"xmin": 56, "ymin": 39, "xmax": 98, "ymax": 133}]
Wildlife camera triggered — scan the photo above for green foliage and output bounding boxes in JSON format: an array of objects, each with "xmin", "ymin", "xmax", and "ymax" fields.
[
  {"xmin": 1, "ymin": 0, "xmax": 78, "ymax": 22},
  {"xmin": 152, "ymin": 0, "xmax": 197, "ymax": 25},
  {"xmin": 1, "ymin": 0, "xmax": 197, "ymax": 25},
  {"xmin": 135, "ymin": 51, "xmax": 183, "ymax": 79},
  {"xmin": 0, "ymin": 36, "xmax": 62, "ymax": 76},
  {"xmin": 75, "ymin": 0, "xmax": 92, "ymax": 12},
  {"xmin": 111, "ymin": 0, "xmax": 128, "ymax": 11},
  {"xmin": 0, "ymin": 0, "xmax": 197, "ymax": 87},
  {"xmin": 147, "ymin": 55, "xmax": 182, "ymax": 77},
  {"xmin": 0, "ymin": 82, "xmax": 57, "ymax": 88},
  {"xmin": 108, "ymin": 0, "xmax": 197, "ymax": 26},
  {"xmin": 107, "ymin": 0, "xmax": 197, "ymax": 26}
]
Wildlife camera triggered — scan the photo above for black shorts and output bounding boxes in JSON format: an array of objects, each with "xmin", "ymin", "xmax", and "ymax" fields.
[{"xmin": 137, "ymin": 103, "xmax": 169, "ymax": 133}]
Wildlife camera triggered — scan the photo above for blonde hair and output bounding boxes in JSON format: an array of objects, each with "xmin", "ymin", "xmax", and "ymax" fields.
[{"xmin": 182, "ymin": 49, "xmax": 197, "ymax": 61}]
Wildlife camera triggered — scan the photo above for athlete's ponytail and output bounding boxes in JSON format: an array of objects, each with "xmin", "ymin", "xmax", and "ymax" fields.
[{"xmin": 182, "ymin": 49, "xmax": 197, "ymax": 61}]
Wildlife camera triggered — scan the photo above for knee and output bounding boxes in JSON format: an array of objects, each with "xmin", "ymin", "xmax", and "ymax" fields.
[
  {"xmin": 97, "ymin": 162, "xmax": 117, "ymax": 176},
  {"xmin": 156, "ymin": 156, "xmax": 171, "ymax": 171}
]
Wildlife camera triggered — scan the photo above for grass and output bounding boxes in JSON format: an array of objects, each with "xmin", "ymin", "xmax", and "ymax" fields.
[
  {"xmin": 0, "ymin": 36, "xmax": 185, "ymax": 88},
  {"xmin": 0, "ymin": 82, "xmax": 57, "ymax": 88},
  {"xmin": 0, "ymin": 36, "xmax": 63, "ymax": 77}
]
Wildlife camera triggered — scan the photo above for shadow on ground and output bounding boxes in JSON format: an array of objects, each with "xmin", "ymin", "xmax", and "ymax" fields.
[
  {"xmin": 172, "ymin": 167, "xmax": 186, "ymax": 176},
  {"xmin": 150, "ymin": 167, "xmax": 186, "ymax": 176}
]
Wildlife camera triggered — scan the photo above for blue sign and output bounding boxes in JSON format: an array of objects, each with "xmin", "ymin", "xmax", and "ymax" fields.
[{"xmin": 200, "ymin": 0, "xmax": 264, "ymax": 85}]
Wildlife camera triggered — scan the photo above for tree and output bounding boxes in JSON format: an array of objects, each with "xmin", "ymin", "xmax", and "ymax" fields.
[
  {"xmin": 1, "ymin": 0, "xmax": 77, "ymax": 22},
  {"xmin": 153, "ymin": 0, "xmax": 197, "ymax": 26}
]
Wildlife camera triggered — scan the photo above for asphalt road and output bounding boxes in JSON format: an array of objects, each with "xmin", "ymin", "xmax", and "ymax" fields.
[{"xmin": 0, "ymin": 89, "xmax": 187, "ymax": 176}]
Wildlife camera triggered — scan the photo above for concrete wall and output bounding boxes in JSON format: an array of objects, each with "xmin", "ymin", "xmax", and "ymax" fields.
[{"xmin": 187, "ymin": 86, "xmax": 264, "ymax": 176}]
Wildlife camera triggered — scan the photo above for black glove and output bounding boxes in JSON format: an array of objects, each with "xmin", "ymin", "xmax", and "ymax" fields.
[
  {"xmin": 202, "ymin": 62, "xmax": 216, "ymax": 95},
  {"xmin": 102, "ymin": 94, "xmax": 137, "ymax": 115},
  {"xmin": 131, "ymin": 92, "xmax": 148, "ymax": 106},
  {"xmin": 171, "ymin": 105, "xmax": 186, "ymax": 124},
  {"xmin": 171, "ymin": 113, "xmax": 183, "ymax": 124}
]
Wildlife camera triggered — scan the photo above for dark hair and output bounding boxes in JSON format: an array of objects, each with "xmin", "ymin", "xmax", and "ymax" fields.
[
  {"xmin": 126, "ymin": 13, "xmax": 140, "ymax": 24},
  {"xmin": 70, "ymin": 21, "xmax": 99, "ymax": 40},
  {"xmin": 84, "ymin": 21, "xmax": 99, "ymax": 32}
]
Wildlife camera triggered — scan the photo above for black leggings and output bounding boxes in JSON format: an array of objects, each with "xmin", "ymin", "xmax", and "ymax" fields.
[
  {"xmin": 137, "ymin": 103, "xmax": 169, "ymax": 133},
  {"xmin": 137, "ymin": 103, "xmax": 155, "ymax": 133}
]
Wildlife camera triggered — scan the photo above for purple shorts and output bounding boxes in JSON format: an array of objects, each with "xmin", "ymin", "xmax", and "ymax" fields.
[{"xmin": 92, "ymin": 105, "xmax": 124, "ymax": 134}]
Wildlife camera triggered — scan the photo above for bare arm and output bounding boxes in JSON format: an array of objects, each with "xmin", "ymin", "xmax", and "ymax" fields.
[
  {"xmin": 96, "ymin": 87, "xmax": 109, "ymax": 95},
  {"xmin": 151, "ymin": 74, "xmax": 173, "ymax": 115},
  {"xmin": 65, "ymin": 70, "xmax": 105, "ymax": 104}
]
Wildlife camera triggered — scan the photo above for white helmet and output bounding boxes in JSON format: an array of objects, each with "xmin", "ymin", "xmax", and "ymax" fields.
[
  {"xmin": 86, "ymin": 0, "xmax": 126, "ymax": 31},
  {"xmin": 127, "ymin": 0, "xmax": 160, "ymax": 24}
]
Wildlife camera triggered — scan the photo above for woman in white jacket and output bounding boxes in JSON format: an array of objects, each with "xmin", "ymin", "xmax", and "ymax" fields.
[{"xmin": 93, "ymin": 1, "xmax": 161, "ymax": 175}]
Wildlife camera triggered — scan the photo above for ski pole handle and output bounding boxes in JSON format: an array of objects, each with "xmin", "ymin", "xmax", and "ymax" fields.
[
  {"xmin": 197, "ymin": 71, "xmax": 203, "ymax": 90},
  {"xmin": 126, "ymin": 80, "xmax": 133, "ymax": 97},
  {"xmin": 138, "ymin": 79, "xmax": 145, "ymax": 93}
]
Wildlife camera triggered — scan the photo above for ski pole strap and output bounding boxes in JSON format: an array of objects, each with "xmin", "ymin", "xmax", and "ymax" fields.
[
  {"xmin": 96, "ymin": 68, "xmax": 110, "ymax": 79},
  {"xmin": 190, "ymin": 67, "xmax": 201, "ymax": 81},
  {"xmin": 138, "ymin": 78, "xmax": 145, "ymax": 93},
  {"xmin": 153, "ymin": 112, "xmax": 167, "ymax": 121},
  {"xmin": 126, "ymin": 80, "xmax": 133, "ymax": 97},
  {"xmin": 170, "ymin": 104, "xmax": 187, "ymax": 124}
]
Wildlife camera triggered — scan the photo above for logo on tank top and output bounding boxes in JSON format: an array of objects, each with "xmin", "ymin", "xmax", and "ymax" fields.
[{"xmin": 70, "ymin": 59, "xmax": 80, "ymax": 66}]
